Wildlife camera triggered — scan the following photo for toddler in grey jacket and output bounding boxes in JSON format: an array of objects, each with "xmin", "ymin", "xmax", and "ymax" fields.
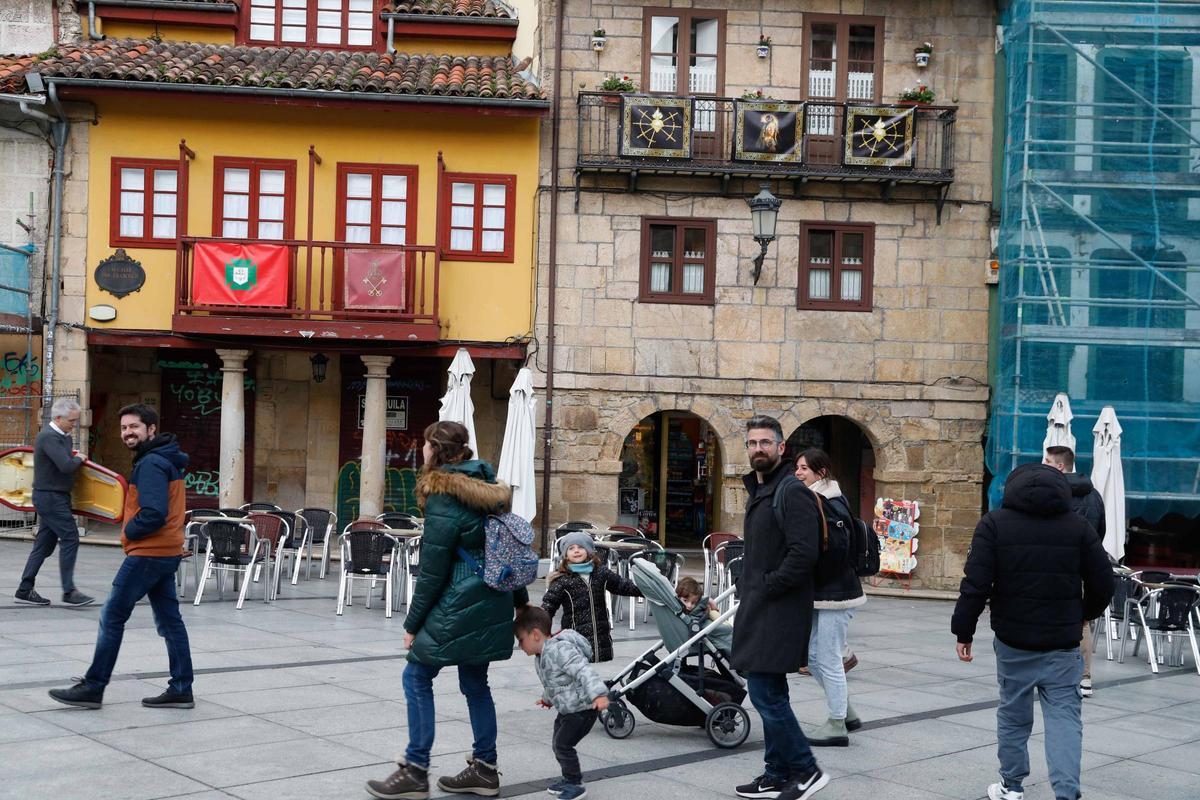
[{"xmin": 516, "ymin": 606, "xmax": 609, "ymax": 799}]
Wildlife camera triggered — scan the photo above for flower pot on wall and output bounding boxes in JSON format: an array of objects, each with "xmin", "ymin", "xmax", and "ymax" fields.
[
  {"xmin": 756, "ymin": 44, "xmax": 770, "ymax": 59},
  {"xmin": 915, "ymin": 52, "xmax": 930, "ymax": 68},
  {"xmin": 592, "ymin": 36, "xmax": 607, "ymax": 52}
]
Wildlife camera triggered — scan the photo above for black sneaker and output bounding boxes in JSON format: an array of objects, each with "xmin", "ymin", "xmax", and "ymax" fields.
[
  {"xmin": 62, "ymin": 590, "xmax": 95, "ymax": 606},
  {"xmin": 14, "ymin": 589, "xmax": 50, "ymax": 606},
  {"xmin": 736, "ymin": 774, "xmax": 789, "ymax": 799},
  {"xmin": 778, "ymin": 768, "xmax": 830, "ymax": 800},
  {"xmin": 48, "ymin": 680, "xmax": 103, "ymax": 709},
  {"xmin": 142, "ymin": 690, "xmax": 195, "ymax": 709}
]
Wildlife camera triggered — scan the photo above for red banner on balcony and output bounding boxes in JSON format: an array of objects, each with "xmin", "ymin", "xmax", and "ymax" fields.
[
  {"xmin": 344, "ymin": 249, "xmax": 407, "ymax": 311},
  {"xmin": 192, "ymin": 242, "xmax": 289, "ymax": 307}
]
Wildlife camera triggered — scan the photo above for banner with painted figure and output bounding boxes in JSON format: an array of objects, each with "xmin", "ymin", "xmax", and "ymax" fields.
[
  {"xmin": 873, "ymin": 498, "xmax": 920, "ymax": 576},
  {"xmin": 343, "ymin": 249, "xmax": 406, "ymax": 311},
  {"xmin": 192, "ymin": 242, "xmax": 289, "ymax": 307}
]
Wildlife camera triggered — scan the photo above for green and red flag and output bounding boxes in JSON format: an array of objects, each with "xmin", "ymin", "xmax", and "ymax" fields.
[{"xmin": 192, "ymin": 242, "xmax": 289, "ymax": 307}]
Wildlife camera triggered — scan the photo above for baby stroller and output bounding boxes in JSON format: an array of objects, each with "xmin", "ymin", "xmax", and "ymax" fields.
[{"xmin": 601, "ymin": 557, "xmax": 750, "ymax": 748}]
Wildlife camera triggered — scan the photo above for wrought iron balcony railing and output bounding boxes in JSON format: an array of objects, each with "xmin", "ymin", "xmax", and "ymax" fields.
[
  {"xmin": 173, "ymin": 237, "xmax": 439, "ymax": 340},
  {"xmin": 576, "ymin": 92, "xmax": 957, "ymax": 186}
]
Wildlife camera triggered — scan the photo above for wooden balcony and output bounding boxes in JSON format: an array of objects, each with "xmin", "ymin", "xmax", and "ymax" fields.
[
  {"xmin": 575, "ymin": 92, "xmax": 957, "ymax": 212},
  {"xmin": 172, "ymin": 237, "xmax": 439, "ymax": 341}
]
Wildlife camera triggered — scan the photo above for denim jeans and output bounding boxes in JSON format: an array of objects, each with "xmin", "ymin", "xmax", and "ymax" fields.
[
  {"xmin": 553, "ymin": 709, "xmax": 598, "ymax": 784},
  {"xmin": 807, "ymin": 608, "xmax": 853, "ymax": 719},
  {"xmin": 746, "ymin": 672, "xmax": 817, "ymax": 781},
  {"xmin": 994, "ymin": 638, "xmax": 1083, "ymax": 800},
  {"xmin": 20, "ymin": 490, "xmax": 79, "ymax": 594},
  {"xmin": 84, "ymin": 556, "xmax": 193, "ymax": 694},
  {"xmin": 403, "ymin": 661, "xmax": 497, "ymax": 769}
]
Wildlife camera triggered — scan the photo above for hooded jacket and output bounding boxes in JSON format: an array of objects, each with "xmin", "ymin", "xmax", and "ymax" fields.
[
  {"xmin": 541, "ymin": 561, "xmax": 641, "ymax": 663},
  {"xmin": 731, "ymin": 460, "xmax": 820, "ymax": 673},
  {"xmin": 123, "ymin": 434, "xmax": 189, "ymax": 558},
  {"xmin": 952, "ymin": 463, "xmax": 1114, "ymax": 651},
  {"xmin": 808, "ymin": 479, "xmax": 867, "ymax": 610},
  {"xmin": 405, "ymin": 460, "xmax": 529, "ymax": 666},
  {"xmin": 535, "ymin": 628, "xmax": 609, "ymax": 714},
  {"xmin": 1064, "ymin": 472, "xmax": 1106, "ymax": 542}
]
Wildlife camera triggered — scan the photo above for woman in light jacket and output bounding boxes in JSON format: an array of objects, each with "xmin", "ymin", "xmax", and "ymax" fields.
[{"xmin": 794, "ymin": 448, "xmax": 866, "ymax": 747}]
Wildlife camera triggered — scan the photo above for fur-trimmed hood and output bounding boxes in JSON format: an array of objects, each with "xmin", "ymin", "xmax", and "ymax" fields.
[{"xmin": 415, "ymin": 460, "xmax": 512, "ymax": 513}]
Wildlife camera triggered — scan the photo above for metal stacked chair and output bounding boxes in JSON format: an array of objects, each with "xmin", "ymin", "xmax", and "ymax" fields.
[
  {"xmin": 1122, "ymin": 584, "xmax": 1200, "ymax": 674},
  {"xmin": 193, "ymin": 519, "xmax": 266, "ymax": 609},
  {"xmin": 247, "ymin": 512, "xmax": 290, "ymax": 599},
  {"xmin": 338, "ymin": 525, "xmax": 401, "ymax": 618},
  {"xmin": 241, "ymin": 502, "xmax": 283, "ymax": 513},
  {"xmin": 378, "ymin": 511, "xmax": 421, "ymax": 530},
  {"xmin": 297, "ymin": 507, "xmax": 337, "ymax": 579}
]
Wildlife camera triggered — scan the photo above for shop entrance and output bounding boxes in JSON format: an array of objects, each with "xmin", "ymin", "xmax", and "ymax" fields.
[
  {"xmin": 617, "ymin": 411, "xmax": 723, "ymax": 548},
  {"xmin": 786, "ymin": 415, "xmax": 876, "ymax": 520}
]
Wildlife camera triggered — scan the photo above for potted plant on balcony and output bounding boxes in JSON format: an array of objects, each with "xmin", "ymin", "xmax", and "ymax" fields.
[
  {"xmin": 898, "ymin": 84, "xmax": 935, "ymax": 105},
  {"xmin": 598, "ymin": 74, "xmax": 638, "ymax": 105},
  {"xmin": 756, "ymin": 34, "xmax": 772, "ymax": 59},
  {"xmin": 740, "ymin": 88, "xmax": 777, "ymax": 101},
  {"xmin": 914, "ymin": 42, "xmax": 933, "ymax": 68},
  {"xmin": 592, "ymin": 29, "xmax": 607, "ymax": 51}
]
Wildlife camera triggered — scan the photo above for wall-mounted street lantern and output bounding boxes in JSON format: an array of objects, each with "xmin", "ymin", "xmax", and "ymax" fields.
[
  {"xmin": 310, "ymin": 352, "xmax": 329, "ymax": 383},
  {"xmin": 747, "ymin": 183, "xmax": 782, "ymax": 284}
]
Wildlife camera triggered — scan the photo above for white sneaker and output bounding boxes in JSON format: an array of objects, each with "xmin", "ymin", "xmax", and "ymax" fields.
[
  {"xmin": 1079, "ymin": 677, "xmax": 1093, "ymax": 697},
  {"xmin": 988, "ymin": 783, "xmax": 1023, "ymax": 800}
]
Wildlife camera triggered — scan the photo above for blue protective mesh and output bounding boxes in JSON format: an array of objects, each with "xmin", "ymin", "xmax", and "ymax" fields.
[
  {"xmin": 989, "ymin": 1, "xmax": 1200, "ymax": 521},
  {"xmin": 0, "ymin": 244, "xmax": 32, "ymax": 318}
]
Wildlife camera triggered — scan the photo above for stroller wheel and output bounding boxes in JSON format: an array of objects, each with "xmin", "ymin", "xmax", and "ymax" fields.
[
  {"xmin": 705, "ymin": 702, "xmax": 750, "ymax": 749},
  {"xmin": 601, "ymin": 699, "xmax": 636, "ymax": 739}
]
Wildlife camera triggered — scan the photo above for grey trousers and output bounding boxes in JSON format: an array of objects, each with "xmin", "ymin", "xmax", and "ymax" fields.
[
  {"xmin": 993, "ymin": 638, "xmax": 1083, "ymax": 800},
  {"xmin": 19, "ymin": 490, "xmax": 79, "ymax": 595}
]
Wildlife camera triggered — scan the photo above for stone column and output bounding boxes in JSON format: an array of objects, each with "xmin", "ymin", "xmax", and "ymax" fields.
[
  {"xmin": 216, "ymin": 349, "xmax": 251, "ymax": 508},
  {"xmin": 358, "ymin": 355, "xmax": 394, "ymax": 519}
]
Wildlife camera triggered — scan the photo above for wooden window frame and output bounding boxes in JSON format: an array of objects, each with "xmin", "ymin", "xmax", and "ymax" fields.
[
  {"xmin": 797, "ymin": 222, "xmax": 875, "ymax": 312},
  {"xmin": 239, "ymin": 0, "xmax": 380, "ymax": 50},
  {"xmin": 439, "ymin": 172, "xmax": 517, "ymax": 262},
  {"xmin": 334, "ymin": 163, "xmax": 420, "ymax": 244},
  {"xmin": 211, "ymin": 156, "xmax": 297, "ymax": 240},
  {"xmin": 638, "ymin": 217, "xmax": 717, "ymax": 306},
  {"xmin": 641, "ymin": 8, "xmax": 727, "ymax": 98},
  {"xmin": 110, "ymin": 158, "xmax": 180, "ymax": 249},
  {"xmin": 801, "ymin": 14, "xmax": 884, "ymax": 103}
]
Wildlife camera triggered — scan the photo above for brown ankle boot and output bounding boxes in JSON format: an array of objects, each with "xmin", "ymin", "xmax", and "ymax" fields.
[
  {"xmin": 436, "ymin": 757, "xmax": 500, "ymax": 796},
  {"xmin": 366, "ymin": 761, "xmax": 429, "ymax": 800}
]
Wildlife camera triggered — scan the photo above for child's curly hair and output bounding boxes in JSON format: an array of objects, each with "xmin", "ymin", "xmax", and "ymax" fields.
[{"xmin": 675, "ymin": 576, "xmax": 703, "ymax": 600}]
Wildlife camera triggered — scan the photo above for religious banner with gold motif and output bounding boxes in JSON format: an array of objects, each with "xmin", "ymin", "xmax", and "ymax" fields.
[
  {"xmin": 843, "ymin": 105, "xmax": 917, "ymax": 168},
  {"xmin": 343, "ymin": 249, "xmax": 407, "ymax": 311}
]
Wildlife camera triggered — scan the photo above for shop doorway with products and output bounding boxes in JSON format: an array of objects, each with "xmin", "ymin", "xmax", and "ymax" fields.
[
  {"xmin": 786, "ymin": 415, "xmax": 876, "ymax": 520},
  {"xmin": 617, "ymin": 411, "xmax": 723, "ymax": 548}
]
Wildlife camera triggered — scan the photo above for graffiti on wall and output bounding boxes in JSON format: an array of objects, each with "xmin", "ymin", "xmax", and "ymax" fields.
[
  {"xmin": 162, "ymin": 362, "xmax": 256, "ymax": 417},
  {"xmin": 0, "ymin": 349, "xmax": 41, "ymax": 396},
  {"xmin": 335, "ymin": 461, "xmax": 421, "ymax": 524},
  {"xmin": 184, "ymin": 470, "xmax": 221, "ymax": 497}
]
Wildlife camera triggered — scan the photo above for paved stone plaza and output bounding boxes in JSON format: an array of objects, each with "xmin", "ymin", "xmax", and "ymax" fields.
[{"xmin": 1, "ymin": 539, "xmax": 1197, "ymax": 800}]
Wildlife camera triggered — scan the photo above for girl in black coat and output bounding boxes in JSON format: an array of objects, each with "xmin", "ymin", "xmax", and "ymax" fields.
[{"xmin": 540, "ymin": 532, "xmax": 642, "ymax": 663}]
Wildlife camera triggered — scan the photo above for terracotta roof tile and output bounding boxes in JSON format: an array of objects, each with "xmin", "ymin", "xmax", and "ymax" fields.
[
  {"xmin": 0, "ymin": 39, "xmax": 544, "ymax": 102},
  {"xmin": 385, "ymin": 0, "xmax": 512, "ymax": 19}
]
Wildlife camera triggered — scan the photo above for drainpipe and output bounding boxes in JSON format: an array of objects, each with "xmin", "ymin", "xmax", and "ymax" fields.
[
  {"xmin": 537, "ymin": 0, "xmax": 565, "ymax": 552},
  {"xmin": 42, "ymin": 81, "xmax": 69, "ymax": 405},
  {"xmin": 87, "ymin": 2, "xmax": 105, "ymax": 40},
  {"xmin": 386, "ymin": 16, "xmax": 395, "ymax": 53}
]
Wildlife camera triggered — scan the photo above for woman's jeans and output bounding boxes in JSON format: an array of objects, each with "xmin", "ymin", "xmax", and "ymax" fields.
[
  {"xmin": 993, "ymin": 639, "xmax": 1084, "ymax": 800},
  {"xmin": 403, "ymin": 661, "xmax": 497, "ymax": 769},
  {"xmin": 807, "ymin": 608, "xmax": 853, "ymax": 719}
]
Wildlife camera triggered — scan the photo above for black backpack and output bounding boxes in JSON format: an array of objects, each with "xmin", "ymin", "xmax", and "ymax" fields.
[
  {"xmin": 771, "ymin": 476, "xmax": 849, "ymax": 563},
  {"xmin": 826, "ymin": 495, "xmax": 880, "ymax": 577}
]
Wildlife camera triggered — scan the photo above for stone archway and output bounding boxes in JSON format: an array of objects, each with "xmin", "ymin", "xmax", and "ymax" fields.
[
  {"xmin": 777, "ymin": 399, "xmax": 901, "ymax": 475},
  {"xmin": 787, "ymin": 415, "xmax": 878, "ymax": 521}
]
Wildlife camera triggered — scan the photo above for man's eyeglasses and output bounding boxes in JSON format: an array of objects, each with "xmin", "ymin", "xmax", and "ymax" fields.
[{"xmin": 745, "ymin": 438, "xmax": 779, "ymax": 450}]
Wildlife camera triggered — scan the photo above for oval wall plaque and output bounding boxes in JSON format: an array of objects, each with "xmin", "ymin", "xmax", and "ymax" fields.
[{"xmin": 94, "ymin": 249, "xmax": 146, "ymax": 298}]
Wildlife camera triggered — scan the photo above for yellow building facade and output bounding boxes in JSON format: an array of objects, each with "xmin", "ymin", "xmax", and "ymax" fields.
[{"xmin": 1, "ymin": 0, "xmax": 546, "ymax": 524}]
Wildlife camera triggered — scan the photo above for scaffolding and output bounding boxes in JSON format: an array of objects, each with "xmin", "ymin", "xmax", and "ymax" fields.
[{"xmin": 989, "ymin": 1, "xmax": 1200, "ymax": 521}]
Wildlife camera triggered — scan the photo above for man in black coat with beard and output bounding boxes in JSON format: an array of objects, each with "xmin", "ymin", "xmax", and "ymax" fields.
[{"xmin": 731, "ymin": 415, "xmax": 827, "ymax": 800}]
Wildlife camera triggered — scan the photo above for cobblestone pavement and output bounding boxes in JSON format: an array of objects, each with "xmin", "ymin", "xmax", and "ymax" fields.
[{"xmin": 2, "ymin": 540, "xmax": 1198, "ymax": 800}]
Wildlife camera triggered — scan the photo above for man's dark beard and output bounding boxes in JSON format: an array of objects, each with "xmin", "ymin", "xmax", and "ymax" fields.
[{"xmin": 751, "ymin": 452, "xmax": 780, "ymax": 473}]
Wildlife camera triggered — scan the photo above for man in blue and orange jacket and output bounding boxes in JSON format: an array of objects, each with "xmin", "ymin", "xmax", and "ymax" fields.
[{"xmin": 48, "ymin": 403, "xmax": 195, "ymax": 710}]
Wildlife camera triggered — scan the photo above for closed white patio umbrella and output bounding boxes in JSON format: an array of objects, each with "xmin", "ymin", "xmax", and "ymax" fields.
[
  {"xmin": 1043, "ymin": 392, "xmax": 1077, "ymax": 453},
  {"xmin": 1091, "ymin": 406, "xmax": 1126, "ymax": 561},
  {"xmin": 438, "ymin": 347, "xmax": 478, "ymax": 457},
  {"xmin": 497, "ymin": 367, "xmax": 537, "ymax": 521}
]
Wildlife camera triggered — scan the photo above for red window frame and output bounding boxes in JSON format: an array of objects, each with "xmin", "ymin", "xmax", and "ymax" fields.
[
  {"xmin": 797, "ymin": 222, "xmax": 875, "ymax": 312},
  {"xmin": 211, "ymin": 157, "xmax": 297, "ymax": 240},
  {"xmin": 240, "ymin": 0, "xmax": 379, "ymax": 49},
  {"xmin": 638, "ymin": 217, "xmax": 717, "ymax": 305},
  {"xmin": 334, "ymin": 163, "xmax": 419, "ymax": 244},
  {"xmin": 109, "ymin": 158, "xmax": 180, "ymax": 249},
  {"xmin": 439, "ymin": 173, "xmax": 517, "ymax": 262}
]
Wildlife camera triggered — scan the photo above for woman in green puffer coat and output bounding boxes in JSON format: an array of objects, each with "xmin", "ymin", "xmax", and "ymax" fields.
[{"xmin": 366, "ymin": 421, "xmax": 529, "ymax": 800}]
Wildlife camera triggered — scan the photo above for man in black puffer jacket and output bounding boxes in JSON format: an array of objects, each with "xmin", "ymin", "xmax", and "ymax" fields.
[{"xmin": 952, "ymin": 462, "xmax": 1113, "ymax": 800}]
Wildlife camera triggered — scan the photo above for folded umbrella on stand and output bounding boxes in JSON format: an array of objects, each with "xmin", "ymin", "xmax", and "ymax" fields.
[
  {"xmin": 1044, "ymin": 392, "xmax": 1077, "ymax": 453},
  {"xmin": 438, "ymin": 347, "xmax": 478, "ymax": 458},
  {"xmin": 1091, "ymin": 406, "xmax": 1126, "ymax": 562},
  {"xmin": 497, "ymin": 367, "xmax": 537, "ymax": 522}
]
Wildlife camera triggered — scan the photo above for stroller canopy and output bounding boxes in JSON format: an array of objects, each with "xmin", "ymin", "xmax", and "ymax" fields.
[{"xmin": 629, "ymin": 558, "xmax": 733, "ymax": 655}]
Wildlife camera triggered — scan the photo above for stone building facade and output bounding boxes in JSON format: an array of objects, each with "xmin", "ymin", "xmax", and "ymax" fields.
[{"xmin": 535, "ymin": 0, "xmax": 995, "ymax": 589}]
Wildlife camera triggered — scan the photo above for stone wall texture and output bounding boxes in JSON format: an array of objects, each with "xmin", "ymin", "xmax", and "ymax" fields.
[{"xmin": 534, "ymin": 0, "xmax": 995, "ymax": 590}]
